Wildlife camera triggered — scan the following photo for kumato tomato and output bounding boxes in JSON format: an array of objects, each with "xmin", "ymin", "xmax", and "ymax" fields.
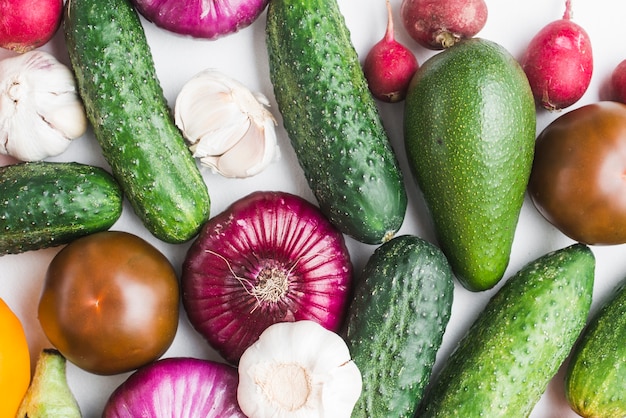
[
  {"xmin": 38, "ymin": 231, "xmax": 179, "ymax": 375},
  {"xmin": 528, "ymin": 101, "xmax": 626, "ymax": 244}
]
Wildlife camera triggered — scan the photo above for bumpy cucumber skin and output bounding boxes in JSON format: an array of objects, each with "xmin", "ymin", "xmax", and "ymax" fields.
[
  {"xmin": 343, "ymin": 235, "xmax": 454, "ymax": 417},
  {"xmin": 266, "ymin": 0, "xmax": 407, "ymax": 245},
  {"xmin": 565, "ymin": 279, "xmax": 626, "ymax": 417},
  {"xmin": 417, "ymin": 243, "xmax": 595, "ymax": 417},
  {"xmin": 0, "ymin": 162, "xmax": 122, "ymax": 255},
  {"xmin": 63, "ymin": 0, "xmax": 210, "ymax": 244},
  {"xmin": 403, "ymin": 38, "xmax": 536, "ymax": 291}
]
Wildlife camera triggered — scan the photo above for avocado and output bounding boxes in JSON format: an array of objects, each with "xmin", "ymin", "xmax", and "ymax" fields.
[{"xmin": 403, "ymin": 38, "xmax": 536, "ymax": 291}]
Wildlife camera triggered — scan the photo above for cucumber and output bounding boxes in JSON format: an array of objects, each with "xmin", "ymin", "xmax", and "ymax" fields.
[
  {"xmin": 265, "ymin": 0, "xmax": 407, "ymax": 245},
  {"xmin": 63, "ymin": 0, "xmax": 210, "ymax": 244},
  {"xmin": 342, "ymin": 235, "xmax": 454, "ymax": 417},
  {"xmin": 0, "ymin": 162, "xmax": 122, "ymax": 255},
  {"xmin": 565, "ymin": 278, "xmax": 626, "ymax": 417},
  {"xmin": 417, "ymin": 243, "xmax": 595, "ymax": 417}
]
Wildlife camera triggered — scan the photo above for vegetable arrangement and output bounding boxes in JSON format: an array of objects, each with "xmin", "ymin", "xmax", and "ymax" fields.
[{"xmin": 2, "ymin": 0, "xmax": 626, "ymax": 417}]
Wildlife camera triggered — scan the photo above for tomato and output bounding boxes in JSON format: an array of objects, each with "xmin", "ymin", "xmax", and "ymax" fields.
[
  {"xmin": 38, "ymin": 231, "xmax": 180, "ymax": 375},
  {"xmin": 528, "ymin": 101, "xmax": 626, "ymax": 245},
  {"xmin": 0, "ymin": 298, "xmax": 30, "ymax": 417}
]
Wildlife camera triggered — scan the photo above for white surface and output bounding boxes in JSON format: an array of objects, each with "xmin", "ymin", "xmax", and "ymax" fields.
[{"xmin": 1, "ymin": 0, "xmax": 625, "ymax": 416}]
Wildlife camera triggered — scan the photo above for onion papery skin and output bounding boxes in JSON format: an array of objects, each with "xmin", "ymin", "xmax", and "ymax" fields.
[
  {"xmin": 130, "ymin": 0, "xmax": 269, "ymax": 39},
  {"xmin": 181, "ymin": 190, "xmax": 354, "ymax": 365},
  {"xmin": 102, "ymin": 357, "xmax": 246, "ymax": 417}
]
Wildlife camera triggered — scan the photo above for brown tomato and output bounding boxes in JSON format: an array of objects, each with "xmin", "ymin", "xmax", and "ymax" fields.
[
  {"xmin": 528, "ymin": 101, "xmax": 626, "ymax": 244},
  {"xmin": 38, "ymin": 231, "xmax": 180, "ymax": 375}
]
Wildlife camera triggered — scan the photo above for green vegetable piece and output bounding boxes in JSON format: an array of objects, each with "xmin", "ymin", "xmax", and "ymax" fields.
[
  {"xmin": 16, "ymin": 348, "xmax": 82, "ymax": 418},
  {"xmin": 343, "ymin": 235, "xmax": 454, "ymax": 417},
  {"xmin": 403, "ymin": 37, "xmax": 536, "ymax": 291},
  {"xmin": 417, "ymin": 243, "xmax": 595, "ymax": 417},
  {"xmin": 0, "ymin": 162, "xmax": 123, "ymax": 255},
  {"xmin": 63, "ymin": 0, "xmax": 211, "ymax": 244},
  {"xmin": 266, "ymin": 0, "xmax": 407, "ymax": 245},
  {"xmin": 565, "ymin": 278, "xmax": 626, "ymax": 417}
]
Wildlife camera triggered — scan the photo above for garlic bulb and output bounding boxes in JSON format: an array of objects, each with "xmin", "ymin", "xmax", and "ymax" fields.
[
  {"xmin": 237, "ymin": 320, "xmax": 362, "ymax": 418},
  {"xmin": 174, "ymin": 69, "xmax": 279, "ymax": 178},
  {"xmin": 0, "ymin": 50, "xmax": 87, "ymax": 161}
]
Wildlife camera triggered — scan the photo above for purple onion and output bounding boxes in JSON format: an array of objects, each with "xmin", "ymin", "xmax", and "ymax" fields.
[
  {"xmin": 181, "ymin": 190, "xmax": 353, "ymax": 364},
  {"xmin": 130, "ymin": 0, "xmax": 269, "ymax": 39},
  {"xmin": 103, "ymin": 357, "xmax": 245, "ymax": 417}
]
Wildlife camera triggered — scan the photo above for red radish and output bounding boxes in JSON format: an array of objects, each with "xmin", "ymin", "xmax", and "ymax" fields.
[
  {"xmin": 520, "ymin": 0, "xmax": 593, "ymax": 111},
  {"xmin": 181, "ymin": 190, "xmax": 353, "ymax": 365},
  {"xmin": 400, "ymin": 0, "xmax": 488, "ymax": 50},
  {"xmin": 0, "ymin": 0, "xmax": 62, "ymax": 53},
  {"xmin": 363, "ymin": 0, "xmax": 419, "ymax": 103},
  {"xmin": 610, "ymin": 59, "xmax": 626, "ymax": 104}
]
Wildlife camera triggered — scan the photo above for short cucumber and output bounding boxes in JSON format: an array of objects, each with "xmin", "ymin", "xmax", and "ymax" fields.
[
  {"xmin": 0, "ymin": 162, "xmax": 122, "ymax": 255},
  {"xmin": 265, "ymin": 0, "xmax": 407, "ymax": 245},
  {"xmin": 565, "ymin": 278, "xmax": 626, "ymax": 417},
  {"xmin": 342, "ymin": 235, "xmax": 454, "ymax": 417},
  {"xmin": 63, "ymin": 0, "xmax": 210, "ymax": 244},
  {"xmin": 417, "ymin": 243, "xmax": 595, "ymax": 417}
]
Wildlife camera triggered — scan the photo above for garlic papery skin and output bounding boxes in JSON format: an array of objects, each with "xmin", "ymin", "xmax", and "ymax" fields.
[
  {"xmin": 237, "ymin": 320, "xmax": 362, "ymax": 418},
  {"xmin": 0, "ymin": 50, "xmax": 87, "ymax": 161},
  {"xmin": 174, "ymin": 69, "xmax": 280, "ymax": 178}
]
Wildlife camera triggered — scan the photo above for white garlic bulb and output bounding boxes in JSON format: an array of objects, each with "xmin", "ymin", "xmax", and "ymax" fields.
[
  {"xmin": 174, "ymin": 69, "xmax": 280, "ymax": 178},
  {"xmin": 237, "ymin": 320, "xmax": 362, "ymax": 418},
  {"xmin": 0, "ymin": 50, "xmax": 87, "ymax": 161}
]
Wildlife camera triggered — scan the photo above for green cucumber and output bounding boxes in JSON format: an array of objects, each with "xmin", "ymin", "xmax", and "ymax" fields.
[
  {"xmin": 565, "ymin": 279, "xmax": 626, "ymax": 417},
  {"xmin": 342, "ymin": 235, "xmax": 454, "ymax": 417},
  {"xmin": 417, "ymin": 243, "xmax": 595, "ymax": 417},
  {"xmin": 265, "ymin": 0, "xmax": 407, "ymax": 245},
  {"xmin": 63, "ymin": 0, "xmax": 210, "ymax": 244},
  {"xmin": 0, "ymin": 162, "xmax": 122, "ymax": 255}
]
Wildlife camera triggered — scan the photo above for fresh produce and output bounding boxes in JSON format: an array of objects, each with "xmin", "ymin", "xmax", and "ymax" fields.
[
  {"xmin": 16, "ymin": 349, "xmax": 81, "ymax": 418},
  {"xmin": 181, "ymin": 190, "xmax": 353, "ymax": 364},
  {"xmin": 610, "ymin": 59, "xmax": 626, "ymax": 103},
  {"xmin": 0, "ymin": 162, "xmax": 123, "ymax": 256},
  {"xmin": 266, "ymin": 0, "xmax": 407, "ymax": 244},
  {"xmin": 0, "ymin": 51, "xmax": 87, "ymax": 161},
  {"xmin": 0, "ymin": 0, "xmax": 62, "ymax": 52},
  {"xmin": 174, "ymin": 69, "xmax": 280, "ymax": 178},
  {"xmin": 130, "ymin": 0, "xmax": 268, "ymax": 39},
  {"xmin": 528, "ymin": 101, "xmax": 626, "ymax": 245},
  {"xmin": 520, "ymin": 0, "xmax": 593, "ymax": 110},
  {"xmin": 63, "ymin": 0, "xmax": 211, "ymax": 244},
  {"xmin": 363, "ymin": 0, "xmax": 419, "ymax": 103},
  {"xmin": 0, "ymin": 297, "xmax": 30, "ymax": 418},
  {"xmin": 103, "ymin": 357, "xmax": 246, "ymax": 417},
  {"xmin": 343, "ymin": 235, "xmax": 454, "ymax": 417},
  {"xmin": 416, "ymin": 243, "xmax": 595, "ymax": 417},
  {"xmin": 403, "ymin": 38, "xmax": 536, "ymax": 291},
  {"xmin": 237, "ymin": 320, "xmax": 362, "ymax": 418},
  {"xmin": 38, "ymin": 231, "xmax": 180, "ymax": 375},
  {"xmin": 565, "ymin": 278, "xmax": 626, "ymax": 417},
  {"xmin": 400, "ymin": 0, "xmax": 488, "ymax": 49}
]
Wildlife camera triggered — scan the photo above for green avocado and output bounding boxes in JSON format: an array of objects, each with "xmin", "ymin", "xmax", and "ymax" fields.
[{"xmin": 403, "ymin": 38, "xmax": 536, "ymax": 291}]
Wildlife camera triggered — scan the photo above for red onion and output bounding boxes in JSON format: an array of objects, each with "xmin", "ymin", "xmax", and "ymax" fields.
[
  {"xmin": 130, "ymin": 0, "xmax": 268, "ymax": 39},
  {"xmin": 181, "ymin": 190, "xmax": 353, "ymax": 364},
  {"xmin": 103, "ymin": 357, "xmax": 246, "ymax": 417}
]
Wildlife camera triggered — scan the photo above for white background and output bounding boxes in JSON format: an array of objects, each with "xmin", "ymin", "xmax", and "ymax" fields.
[{"xmin": 1, "ymin": 0, "xmax": 625, "ymax": 416}]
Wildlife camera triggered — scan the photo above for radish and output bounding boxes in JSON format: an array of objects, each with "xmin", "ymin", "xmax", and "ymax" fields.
[
  {"xmin": 363, "ymin": 0, "xmax": 419, "ymax": 103},
  {"xmin": 610, "ymin": 59, "xmax": 626, "ymax": 104},
  {"xmin": 0, "ymin": 0, "xmax": 62, "ymax": 53},
  {"xmin": 130, "ymin": 0, "xmax": 268, "ymax": 39},
  {"xmin": 520, "ymin": 0, "xmax": 593, "ymax": 111},
  {"xmin": 400, "ymin": 0, "xmax": 488, "ymax": 50},
  {"xmin": 181, "ymin": 190, "xmax": 353, "ymax": 365}
]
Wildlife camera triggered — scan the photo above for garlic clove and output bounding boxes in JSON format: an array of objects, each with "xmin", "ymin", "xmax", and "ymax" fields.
[
  {"xmin": 174, "ymin": 69, "xmax": 279, "ymax": 178},
  {"xmin": 0, "ymin": 50, "xmax": 87, "ymax": 161},
  {"xmin": 237, "ymin": 320, "xmax": 362, "ymax": 418}
]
